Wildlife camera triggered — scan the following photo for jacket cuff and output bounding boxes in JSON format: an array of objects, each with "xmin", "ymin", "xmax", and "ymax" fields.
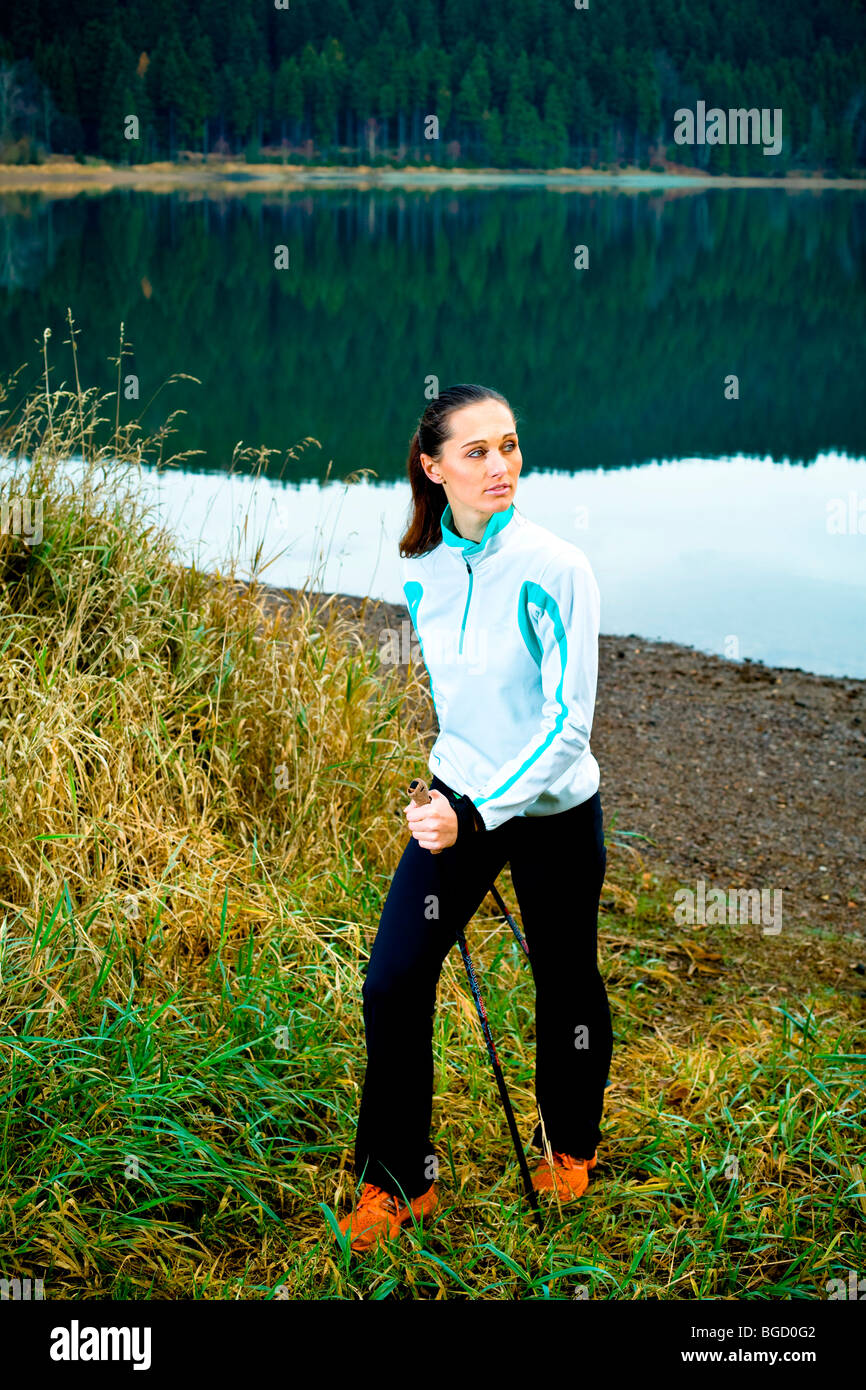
[{"xmin": 449, "ymin": 789, "xmax": 486, "ymax": 842}]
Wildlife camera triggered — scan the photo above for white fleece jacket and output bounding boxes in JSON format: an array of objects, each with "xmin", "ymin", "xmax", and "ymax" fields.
[{"xmin": 401, "ymin": 500, "xmax": 601, "ymax": 831}]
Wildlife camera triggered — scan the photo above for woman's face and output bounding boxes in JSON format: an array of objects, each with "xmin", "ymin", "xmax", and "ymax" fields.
[{"xmin": 421, "ymin": 399, "xmax": 522, "ymax": 522}]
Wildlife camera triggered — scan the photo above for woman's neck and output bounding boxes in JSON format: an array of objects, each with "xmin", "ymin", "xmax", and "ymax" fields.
[{"xmin": 446, "ymin": 500, "xmax": 490, "ymax": 544}]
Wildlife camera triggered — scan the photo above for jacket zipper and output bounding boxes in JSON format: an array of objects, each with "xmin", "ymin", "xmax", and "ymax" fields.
[{"xmin": 458, "ymin": 557, "xmax": 473, "ymax": 655}]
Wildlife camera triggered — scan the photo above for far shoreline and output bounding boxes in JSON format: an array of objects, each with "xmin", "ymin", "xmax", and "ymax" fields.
[{"xmin": 1, "ymin": 155, "xmax": 864, "ymax": 195}]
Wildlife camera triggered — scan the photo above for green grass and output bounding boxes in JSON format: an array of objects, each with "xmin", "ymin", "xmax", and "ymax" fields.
[{"xmin": 0, "ymin": 319, "xmax": 863, "ymax": 1299}]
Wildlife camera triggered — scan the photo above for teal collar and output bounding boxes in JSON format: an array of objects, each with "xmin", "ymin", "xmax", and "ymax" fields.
[{"xmin": 441, "ymin": 501, "xmax": 515, "ymax": 557}]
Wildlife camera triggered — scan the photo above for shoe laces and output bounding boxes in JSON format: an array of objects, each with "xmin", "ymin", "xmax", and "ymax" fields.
[
  {"xmin": 358, "ymin": 1183, "xmax": 400, "ymax": 1214},
  {"xmin": 552, "ymin": 1151, "xmax": 590, "ymax": 1169}
]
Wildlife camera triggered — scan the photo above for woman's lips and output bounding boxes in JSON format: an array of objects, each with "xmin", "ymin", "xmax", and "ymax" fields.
[{"xmin": 485, "ymin": 484, "xmax": 510, "ymax": 493}]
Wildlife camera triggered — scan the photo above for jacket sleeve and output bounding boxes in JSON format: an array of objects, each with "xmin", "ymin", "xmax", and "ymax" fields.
[
  {"xmin": 441, "ymin": 783, "xmax": 487, "ymax": 843},
  {"xmin": 467, "ymin": 554, "xmax": 600, "ymax": 831}
]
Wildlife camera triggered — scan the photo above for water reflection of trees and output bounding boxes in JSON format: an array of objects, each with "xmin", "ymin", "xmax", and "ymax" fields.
[{"xmin": 0, "ymin": 188, "xmax": 863, "ymax": 476}]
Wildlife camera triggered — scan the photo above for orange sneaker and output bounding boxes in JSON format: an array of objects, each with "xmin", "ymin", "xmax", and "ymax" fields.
[
  {"xmin": 532, "ymin": 1151, "xmax": 598, "ymax": 1199},
  {"xmin": 335, "ymin": 1182, "xmax": 438, "ymax": 1253}
]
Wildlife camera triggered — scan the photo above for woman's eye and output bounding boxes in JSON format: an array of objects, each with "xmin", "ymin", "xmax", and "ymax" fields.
[{"xmin": 469, "ymin": 442, "xmax": 516, "ymax": 457}]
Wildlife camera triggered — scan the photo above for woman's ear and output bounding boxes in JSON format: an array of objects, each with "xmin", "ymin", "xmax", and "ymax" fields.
[{"xmin": 420, "ymin": 453, "xmax": 444, "ymax": 484}]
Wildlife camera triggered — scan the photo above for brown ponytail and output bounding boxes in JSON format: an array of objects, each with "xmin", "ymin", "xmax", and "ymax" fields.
[{"xmin": 399, "ymin": 383, "xmax": 514, "ymax": 558}]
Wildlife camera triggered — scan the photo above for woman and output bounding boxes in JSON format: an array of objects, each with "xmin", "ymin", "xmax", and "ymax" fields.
[{"xmin": 337, "ymin": 383, "xmax": 612, "ymax": 1253}]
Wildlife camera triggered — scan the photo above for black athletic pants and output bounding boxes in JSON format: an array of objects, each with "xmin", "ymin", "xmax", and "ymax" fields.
[{"xmin": 353, "ymin": 774, "xmax": 612, "ymax": 1201}]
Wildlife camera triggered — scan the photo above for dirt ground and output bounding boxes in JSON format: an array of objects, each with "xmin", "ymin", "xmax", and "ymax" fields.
[{"xmin": 240, "ymin": 580, "xmax": 865, "ymax": 945}]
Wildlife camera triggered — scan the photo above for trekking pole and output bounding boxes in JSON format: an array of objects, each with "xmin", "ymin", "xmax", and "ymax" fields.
[
  {"xmin": 406, "ymin": 778, "xmax": 543, "ymax": 1232},
  {"xmin": 488, "ymin": 882, "xmax": 529, "ymax": 957}
]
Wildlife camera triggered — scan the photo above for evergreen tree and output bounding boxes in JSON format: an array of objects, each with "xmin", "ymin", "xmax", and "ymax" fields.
[
  {"xmin": 274, "ymin": 57, "xmax": 303, "ymax": 147},
  {"xmin": 455, "ymin": 49, "xmax": 491, "ymax": 160},
  {"xmin": 98, "ymin": 25, "xmax": 138, "ymax": 162},
  {"xmin": 541, "ymin": 84, "xmax": 568, "ymax": 167},
  {"xmin": 187, "ymin": 26, "xmax": 217, "ymax": 156}
]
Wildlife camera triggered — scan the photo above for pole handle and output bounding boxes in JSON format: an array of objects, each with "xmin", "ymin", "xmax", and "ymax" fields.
[{"xmin": 407, "ymin": 777, "xmax": 431, "ymax": 807}]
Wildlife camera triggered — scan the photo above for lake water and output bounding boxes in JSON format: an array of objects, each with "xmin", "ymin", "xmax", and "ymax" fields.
[{"xmin": 1, "ymin": 184, "xmax": 864, "ymax": 676}]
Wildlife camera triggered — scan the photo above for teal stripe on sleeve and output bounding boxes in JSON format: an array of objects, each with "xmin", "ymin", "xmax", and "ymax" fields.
[
  {"xmin": 403, "ymin": 579, "xmax": 444, "ymax": 726},
  {"xmin": 404, "ymin": 579, "xmax": 423, "ymax": 630}
]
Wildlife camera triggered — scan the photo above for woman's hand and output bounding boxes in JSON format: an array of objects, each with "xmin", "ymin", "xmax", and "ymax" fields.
[{"xmin": 404, "ymin": 788, "xmax": 459, "ymax": 854}]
